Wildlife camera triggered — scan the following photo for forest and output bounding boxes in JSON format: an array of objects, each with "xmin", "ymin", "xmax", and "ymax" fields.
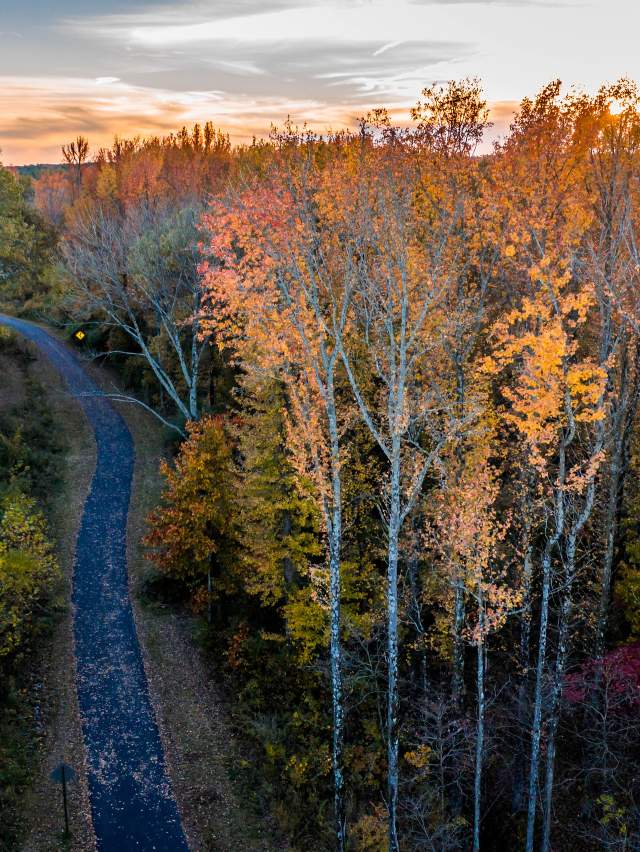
[{"xmin": 2, "ymin": 77, "xmax": 640, "ymax": 851}]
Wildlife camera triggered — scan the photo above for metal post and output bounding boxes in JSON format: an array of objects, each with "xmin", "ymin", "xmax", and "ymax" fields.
[{"xmin": 62, "ymin": 764, "xmax": 69, "ymax": 837}]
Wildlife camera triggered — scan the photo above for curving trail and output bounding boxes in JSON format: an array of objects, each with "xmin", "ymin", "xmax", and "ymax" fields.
[{"xmin": 0, "ymin": 315, "xmax": 189, "ymax": 852}]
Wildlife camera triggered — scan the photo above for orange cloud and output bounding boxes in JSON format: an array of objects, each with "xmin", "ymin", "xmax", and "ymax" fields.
[{"xmin": 0, "ymin": 73, "xmax": 518, "ymax": 165}]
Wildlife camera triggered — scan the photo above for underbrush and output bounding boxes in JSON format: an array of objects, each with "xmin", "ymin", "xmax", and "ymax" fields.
[
  {"xmin": 0, "ymin": 329, "xmax": 65, "ymax": 505},
  {"xmin": 0, "ymin": 330, "xmax": 66, "ymax": 849}
]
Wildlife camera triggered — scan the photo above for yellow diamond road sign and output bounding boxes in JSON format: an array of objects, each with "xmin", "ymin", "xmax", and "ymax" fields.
[{"xmin": 75, "ymin": 330, "xmax": 86, "ymax": 341}]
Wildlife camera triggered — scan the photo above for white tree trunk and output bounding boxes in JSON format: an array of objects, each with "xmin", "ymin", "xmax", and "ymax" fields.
[
  {"xmin": 541, "ymin": 587, "xmax": 573, "ymax": 852},
  {"xmin": 512, "ymin": 539, "xmax": 533, "ymax": 814},
  {"xmin": 525, "ymin": 457, "xmax": 566, "ymax": 852},
  {"xmin": 387, "ymin": 439, "xmax": 402, "ymax": 852},
  {"xmin": 452, "ymin": 583, "xmax": 466, "ymax": 712},
  {"xmin": 473, "ymin": 597, "xmax": 486, "ymax": 852},
  {"xmin": 327, "ymin": 387, "xmax": 346, "ymax": 851}
]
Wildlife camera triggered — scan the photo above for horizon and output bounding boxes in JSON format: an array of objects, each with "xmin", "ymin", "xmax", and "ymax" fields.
[{"xmin": 1, "ymin": 0, "xmax": 638, "ymax": 166}]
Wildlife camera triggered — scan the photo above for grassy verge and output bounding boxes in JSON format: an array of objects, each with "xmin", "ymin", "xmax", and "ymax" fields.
[
  {"xmin": 124, "ymin": 414, "xmax": 276, "ymax": 851},
  {"xmin": 0, "ymin": 332, "xmax": 95, "ymax": 852}
]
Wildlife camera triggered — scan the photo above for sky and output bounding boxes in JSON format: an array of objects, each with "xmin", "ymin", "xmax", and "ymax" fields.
[{"xmin": 1, "ymin": 0, "xmax": 638, "ymax": 165}]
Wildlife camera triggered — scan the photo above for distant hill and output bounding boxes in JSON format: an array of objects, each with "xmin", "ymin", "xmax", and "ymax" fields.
[{"xmin": 14, "ymin": 164, "xmax": 67, "ymax": 179}]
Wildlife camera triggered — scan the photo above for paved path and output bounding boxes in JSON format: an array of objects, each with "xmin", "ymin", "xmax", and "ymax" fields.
[{"xmin": 0, "ymin": 316, "xmax": 189, "ymax": 852}]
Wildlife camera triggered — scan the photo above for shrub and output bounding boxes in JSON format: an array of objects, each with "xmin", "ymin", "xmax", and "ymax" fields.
[{"xmin": 0, "ymin": 491, "xmax": 60, "ymax": 669}]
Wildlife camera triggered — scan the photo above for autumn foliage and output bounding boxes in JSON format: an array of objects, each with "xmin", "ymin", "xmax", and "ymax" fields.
[
  {"xmin": 17, "ymin": 76, "xmax": 640, "ymax": 850},
  {"xmin": 144, "ymin": 416, "xmax": 237, "ymax": 608}
]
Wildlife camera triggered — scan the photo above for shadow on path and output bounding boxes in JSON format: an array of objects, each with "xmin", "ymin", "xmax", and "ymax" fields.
[{"xmin": 0, "ymin": 316, "xmax": 189, "ymax": 852}]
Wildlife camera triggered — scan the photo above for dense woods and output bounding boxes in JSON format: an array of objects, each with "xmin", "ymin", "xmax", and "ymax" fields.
[
  {"xmin": 4, "ymin": 76, "xmax": 640, "ymax": 850},
  {"xmin": 0, "ymin": 325, "xmax": 63, "ymax": 848}
]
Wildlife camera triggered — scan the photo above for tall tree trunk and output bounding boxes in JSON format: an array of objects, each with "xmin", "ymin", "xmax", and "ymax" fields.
[
  {"xmin": 329, "ymin": 520, "xmax": 345, "ymax": 851},
  {"xmin": 512, "ymin": 538, "xmax": 534, "ymax": 814},
  {"xmin": 189, "ymin": 365, "xmax": 199, "ymax": 420},
  {"xmin": 473, "ymin": 597, "xmax": 486, "ymax": 852},
  {"xmin": 541, "ymin": 586, "xmax": 573, "ymax": 852},
  {"xmin": 448, "ymin": 577, "xmax": 466, "ymax": 821},
  {"xmin": 189, "ymin": 308, "xmax": 201, "ymax": 420},
  {"xmin": 525, "ymin": 545, "xmax": 554, "ymax": 852},
  {"xmin": 452, "ymin": 583, "xmax": 466, "ymax": 711},
  {"xmin": 327, "ymin": 388, "xmax": 346, "ymax": 852},
  {"xmin": 595, "ymin": 341, "xmax": 630, "ymax": 663},
  {"xmin": 387, "ymin": 438, "xmax": 402, "ymax": 852},
  {"xmin": 541, "ymin": 441, "xmax": 599, "ymax": 851},
  {"xmin": 525, "ymin": 443, "xmax": 566, "ymax": 852},
  {"xmin": 452, "ymin": 358, "xmax": 467, "ymax": 714}
]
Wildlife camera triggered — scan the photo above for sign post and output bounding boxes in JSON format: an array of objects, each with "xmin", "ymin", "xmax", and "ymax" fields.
[{"xmin": 50, "ymin": 762, "xmax": 76, "ymax": 838}]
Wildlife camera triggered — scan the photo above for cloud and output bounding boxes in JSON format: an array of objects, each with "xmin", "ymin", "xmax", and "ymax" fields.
[
  {"xmin": 1, "ymin": 0, "xmax": 597, "ymax": 165},
  {"xmin": 54, "ymin": 36, "xmax": 472, "ymax": 105},
  {"xmin": 410, "ymin": 0, "xmax": 579, "ymax": 5},
  {"xmin": 0, "ymin": 76, "xmax": 191, "ymax": 151},
  {"xmin": 0, "ymin": 72, "xmax": 352, "ymax": 164},
  {"xmin": 373, "ymin": 41, "xmax": 404, "ymax": 57},
  {"xmin": 5, "ymin": 0, "xmax": 192, "ymax": 24},
  {"xmin": 62, "ymin": 0, "xmax": 338, "ymax": 41},
  {"xmin": 0, "ymin": 74, "xmax": 514, "ymax": 166},
  {"xmin": 1, "ymin": 0, "xmax": 480, "ymax": 164},
  {"xmin": 211, "ymin": 38, "xmax": 471, "ymax": 99},
  {"xmin": 21, "ymin": 2, "xmax": 475, "ymax": 107}
]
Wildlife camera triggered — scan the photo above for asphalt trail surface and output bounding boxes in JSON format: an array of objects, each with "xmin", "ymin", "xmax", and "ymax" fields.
[{"xmin": 0, "ymin": 316, "xmax": 189, "ymax": 851}]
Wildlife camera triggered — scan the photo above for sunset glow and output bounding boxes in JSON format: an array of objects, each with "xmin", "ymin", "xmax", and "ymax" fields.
[
  {"xmin": 1, "ymin": 0, "xmax": 639, "ymax": 164},
  {"xmin": 0, "ymin": 0, "xmax": 640, "ymax": 164}
]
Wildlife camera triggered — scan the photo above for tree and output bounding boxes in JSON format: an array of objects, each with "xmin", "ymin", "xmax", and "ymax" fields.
[
  {"xmin": 0, "ymin": 164, "xmax": 57, "ymax": 310},
  {"xmin": 428, "ymin": 431, "xmax": 517, "ymax": 852},
  {"xmin": 64, "ymin": 201, "xmax": 211, "ymax": 432},
  {"xmin": 33, "ymin": 169, "xmax": 72, "ymax": 229},
  {"xmin": 236, "ymin": 375, "xmax": 322, "ymax": 607},
  {"xmin": 581, "ymin": 81, "xmax": 640, "ymax": 668},
  {"xmin": 62, "ymin": 135, "xmax": 89, "ymax": 198},
  {"xmin": 411, "ymin": 84, "xmax": 500, "ymax": 816},
  {"xmin": 201, "ymin": 128, "xmax": 355, "ymax": 848},
  {"xmin": 486, "ymin": 199, "xmax": 608, "ymax": 852},
  {"xmin": 334, "ymin": 82, "xmax": 491, "ymax": 847},
  {"xmin": 25, "ymin": 81, "xmax": 640, "ymax": 848},
  {"xmin": 144, "ymin": 416, "xmax": 237, "ymax": 619},
  {"xmin": 0, "ymin": 491, "xmax": 59, "ymax": 662}
]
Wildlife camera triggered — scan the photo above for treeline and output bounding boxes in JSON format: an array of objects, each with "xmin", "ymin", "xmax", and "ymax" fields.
[
  {"xmin": 0, "ymin": 165, "xmax": 57, "ymax": 315},
  {"xmin": 21, "ymin": 78, "xmax": 640, "ymax": 850},
  {"xmin": 0, "ymin": 323, "xmax": 64, "ymax": 848},
  {"xmin": 0, "ymin": 163, "xmax": 71, "ymax": 848}
]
